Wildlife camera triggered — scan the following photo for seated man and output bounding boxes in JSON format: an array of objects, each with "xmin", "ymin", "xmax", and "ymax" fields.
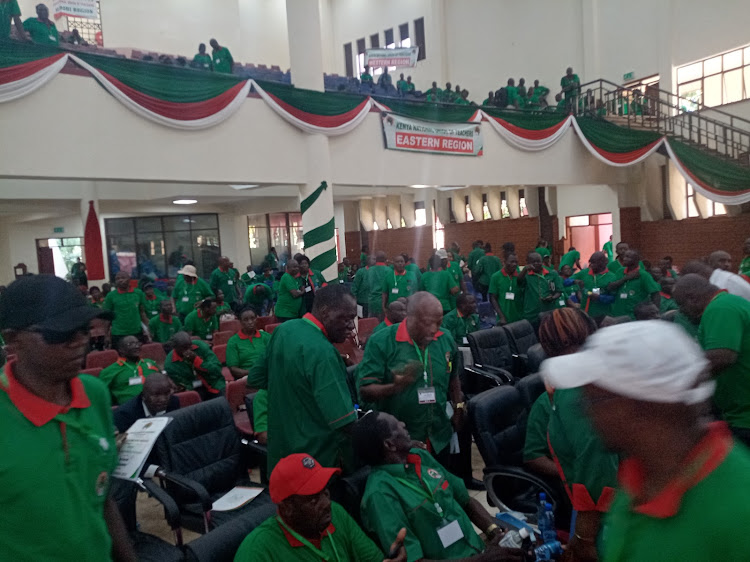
[
  {"xmin": 354, "ymin": 412, "xmax": 522, "ymax": 562},
  {"xmin": 148, "ymin": 299, "xmax": 183, "ymax": 344},
  {"xmin": 164, "ymin": 331, "xmax": 225, "ymax": 400},
  {"xmin": 634, "ymin": 301, "xmax": 661, "ymax": 321},
  {"xmin": 183, "ymin": 298, "xmax": 219, "ymax": 341},
  {"xmin": 142, "ymin": 282, "xmax": 165, "ymax": 319},
  {"xmin": 98, "ymin": 335, "xmax": 161, "ymax": 405},
  {"xmin": 113, "ymin": 372, "xmax": 180, "ymax": 433},
  {"xmin": 361, "ymin": 64, "xmax": 374, "ymax": 84},
  {"xmin": 659, "ymin": 277, "xmax": 679, "ymax": 313},
  {"xmin": 371, "ymin": 299, "xmax": 408, "ymax": 337},
  {"xmin": 234, "ymin": 453, "xmax": 407, "ymax": 562},
  {"xmin": 441, "ymin": 293, "xmax": 480, "ymax": 346}
]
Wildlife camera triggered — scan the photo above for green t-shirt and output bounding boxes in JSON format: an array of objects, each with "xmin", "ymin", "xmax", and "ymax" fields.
[
  {"xmin": 572, "ymin": 268, "xmax": 618, "ymax": 318},
  {"xmin": 173, "ymin": 276, "xmax": 214, "ymax": 316},
  {"xmin": 740, "ymin": 256, "xmax": 750, "ymax": 277},
  {"xmin": 699, "ymin": 292, "xmax": 750, "ymax": 429},
  {"xmin": 441, "ymin": 309, "xmax": 480, "ymax": 346},
  {"xmin": 23, "ymin": 17, "xmax": 58, "ymax": 44},
  {"xmin": 488, "ymin": 269, "xmax": 522, "ymax": 324},
  {"xmin": 603, "ymin": 240, "xmax": 613, "ymax": 261},
  {"xmin": 506, "ymin": 85, "xmax": 519, "ymax": 105},
  {"xmin": 143, "ymin": 294, "xmax": 164, "ymax": 319},
  {"xmin": 523, "ymin": 392, "xmax": 553, "ymax": 462},
  {"xmin": 474, "ymin": 254, "xmax": 502, "ymax": 287},
  {"xmin": 366, "ymin": 264, "xmax": 392, "ymax": 316},
  {"xmin": 609, "ymin": 267, "xmax": 660, "ymax": 319},
  {"xmin": 148, "ymin": 314, "xmax": 183, "ymax": 344},
  {"xmin": 357, "ymin": 323, "xmax": 459, "ymax": 455},
  {"xmin": 275, "ymin": 272, "xmax": 302, "ymax": 318},
  {"xmin": 0, "ymin": 370, "xmax": 118, "ymax": 561},
  {"xmin": 382, "ymin": 270, "xmax": 418, "ymax": 305},
  {"xmin": 234, "ymin": 502, "xmax": 384, "ymax": 562},
  {"xmin": 561, "ymin": 74, "xmax": 580, "ymax": 98},
  {"xmin": 518, "ymin": 267, "xmax": 565, "ymax": 324},
  {"xmin": 183, "ymin": 309, "xmax": 219, "ymax": 341},
  {"xmin": 360, "ymin": 72, "xmax": 373, "ymax": 83},
  {"xmin": 103, "ymin": 288, "xmax": 146, "ymax": 336},
  {"xmin": 252, "ymin": 388, "xmax": 268, "ymax": 433},
  {"xmin": 226, "ymin": 330, "xmax": 271, "ymax": 371},
  {"xmin": 396, "ymin": 79, "xmax": 408, "ymax": 93},
  {"xmin": 192, "ymin": 53, "xmax": 212, "ymax": 70},
  {"xmin": 418, "ymin": 270, "xmax": 458, "ymax": 313},
  {"xmin": 244, "ymin": 281, "xmax": 273, "ymax": 306},
  {"xmin": 405, "ymin": 262, "xmax": 422, "ymax": 284},
  {"xmin": 264, "ymin": 252, "xmax": 279, "ymax": 269},
  {"xmin": 361, "ymin": 448, "xmax": 484, "ymax": 561},
  {"xmin": 353, "ymin": 266, "xmax": 370, "ymax": 305},
  {"xmin": 212, "ymin": 46, "xmax": 233, "ymax": 73},
  {"xmin": 607, "ymin": 259, "xmax": 624, "ymax": 274},
  {"xmin": 467, "ymin": 247, "xmax": 485, "ymax": 274},
  {"xmin": 246, "ymin": 317, "xmax": 357, "ymax": 473},
  {"xmin": 601, "ymin": 425, "xmax": 750, "ymax": 562},
  {"xmin": 0, "ymin": 0, "xmax": 20, "ymax": 40},
  {"xmin": 659, "ymin": 293, "xmax": 679, "ymax": 313},
  {"xmin": 210, "ymin": 267, "xmax": 239, "ymax": 302},
  {"xmin": 370, "ymin": 319, "xmax": 394, "ymax": 337},
  {"xmin": 559, "ymin": 250, "xmax": 581, "ymax": 270},
  {"xmin": 164, "ymin": 340, "xmax": 226, "ymax": 394},
  {"xmin": 99, "ymin": 357, "xmax": 160, "ymax": 405},
  {"xmin": 674, "ymin": 311, "xmax": 699, "ymax": 341},
  {"xmin": 535, "ymin": 247, "xmax": 551, "ymax": 259}
]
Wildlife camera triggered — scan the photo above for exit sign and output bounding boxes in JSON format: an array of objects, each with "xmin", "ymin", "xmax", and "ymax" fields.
[
  {"xmin": 53, "ymin": 227, "xmax": 64, "ymax": 233},
  {"xmin": 623, "ymin": 71, "xmax": 635, "ymax": 81}
]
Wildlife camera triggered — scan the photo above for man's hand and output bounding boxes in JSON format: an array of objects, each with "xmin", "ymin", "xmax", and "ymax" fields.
[
  {"xmin": 484, "ymin": 544, "xmax": 526, "ymax": 562},
  {"xmin": 183, "ymin": 349, "xmax": 197, "ymax": 363},
  {"xmin": 561, "ymin": 535, "xmax": 598, "ymax": 562},
  {"xmin": 392, "ymin": 361, "xmax": 420, "ymax": 391},
  {"xmin": 114, "ymin": 431, "xmax": 127, "ymax": 452},
  {"xmin": 625, "ymin": 269, "xmax": 640, "ymax": 281},
  {"xmin": 451, "ymin": 407, "xmax": 466, "ymax": 431},
  {"xmin": 383, "ymin": 528, "xmax": 407, "ymax": 562},
  {"xmin": 410, "ymin": 440, "xmax": 427, "ymax": 450}
]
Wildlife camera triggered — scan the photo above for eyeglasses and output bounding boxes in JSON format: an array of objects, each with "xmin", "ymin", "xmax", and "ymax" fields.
[{"xmin": 26, "ymin": 326, "xmax": 89, "ymax": 345}]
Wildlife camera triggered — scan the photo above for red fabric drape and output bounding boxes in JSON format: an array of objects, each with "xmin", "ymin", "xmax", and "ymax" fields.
[{"xmin": 84, "ymin": 201, "xmax": 104, "ymax": 279}]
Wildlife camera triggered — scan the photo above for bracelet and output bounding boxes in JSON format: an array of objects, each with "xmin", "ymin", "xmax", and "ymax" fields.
[
  {"xmin": 574, "ymin": 533, "xmax": 596, "ymax": 543},
  {"xmin": 485, "ymin": 523, "xmax": 500, "ymax": 536}
]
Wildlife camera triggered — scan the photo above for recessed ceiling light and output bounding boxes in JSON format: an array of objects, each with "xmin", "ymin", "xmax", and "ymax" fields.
[
  {"xmin": 229, "ymin": 184, "xmax": 260, "ymax": 190},
  {"xmin": 410, "ymin": 184, "xmax": 431, "ymax": 188},
  {"xmin": 173, "ymin": 199, "xmax": 198, "ymax": 205}
]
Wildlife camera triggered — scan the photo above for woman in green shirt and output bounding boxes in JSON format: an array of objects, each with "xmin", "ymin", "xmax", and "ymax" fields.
[
  {"xmin": 183, "ymin": 298, "xmax": 219, "ymax": 341},
  {"xmin": 214, "ymin": 289, "xmax": 234, "ymax": 317}
]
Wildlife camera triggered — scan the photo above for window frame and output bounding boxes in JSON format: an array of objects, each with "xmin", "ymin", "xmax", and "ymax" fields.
[{"xmin": 676, "ymin": 44, "xmax": 750, "ymax": 109}]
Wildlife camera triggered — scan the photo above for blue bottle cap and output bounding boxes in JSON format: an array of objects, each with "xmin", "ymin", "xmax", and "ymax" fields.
[{"xmin": 545, "ymin": 502, "xmax": 553, "ymax": 510}]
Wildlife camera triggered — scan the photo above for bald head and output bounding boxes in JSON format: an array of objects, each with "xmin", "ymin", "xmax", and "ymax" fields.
[
  {"xmin": 375, "ymin": 251, "xmax": 387, "ymax": 263},
  {"xmin": 589, "ymin": 251, "xmax": 608, "ymax": 273},
  {"xmin": 673, "ymin": 274, "xmax": 719, "ymax": 322},
  {"xmin": 366, "ymin": 256, "xmax": 377, "ymax": 267},
  {"xmin": 385, "ymin": 300, "xmax": 407, "ymax": 324},
  {"xmin": 406, "ymin": 292, "xmax": 444, "ymax": 348},
  {"xmin": 708, "ymin": 251, "xmax": 732, "ymax": 271},
  {"xmin": 680, "ymin": 260, "xmax": 713, "ymax": 280},
  {"xmin": 171, "ymin": 331, "xmax": 193, "ymax": 352}
]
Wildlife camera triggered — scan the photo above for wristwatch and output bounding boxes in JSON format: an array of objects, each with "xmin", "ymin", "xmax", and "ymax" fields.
[{"xmin": 454, "ymin": 402, "xmax": 466, "ymax": 410}]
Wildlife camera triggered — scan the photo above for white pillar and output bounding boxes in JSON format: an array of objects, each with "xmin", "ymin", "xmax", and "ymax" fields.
[{"xmin": 286, "ymin": 0, "xmax": 325, "ymax": 91}]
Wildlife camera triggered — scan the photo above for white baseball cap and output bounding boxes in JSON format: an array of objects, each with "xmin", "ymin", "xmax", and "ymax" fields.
[
  {"xmin": 541, "ymin": 320, "xmax": 714, "ymax": 405},
  {"xmin": 177, "ymin": 265, "xmax": 198, "ymax": 277},
  {"xmin": 436, "ymin": 249, "xmax": 449, "ymax": 259}
]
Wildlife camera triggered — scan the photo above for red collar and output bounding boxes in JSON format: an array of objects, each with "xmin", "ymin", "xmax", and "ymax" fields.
[
  {"xmin": 172, "ymin": 344, "xmax": 198, "ymax": 362},
  {"xmin": 146, "ymin": 294, "xmax": 156, "ymax": 300},
  {"xmin": 485, "ymin": 253, "xmax": 494, "ymax": 256},
  {"xmin": 117, "ymin": 287, "xmax": 134, "ymax": 294},
  {"xmin": 278, "ymin": 516, "xmax": 336, "ymax": 548},
  {"xmin": 396, "ymin": 318, "xmax": 443, "ymax": 344},
  {"xmin": 394, "ymin": 270, "xmax": 406, "ymax": 276},
  {"xmin": 159, "ymin": 314, "xmax": 173, "ymax": 324},
  {"xmin": 528, "ymin": 267, "xmax": 550, "ymax": 277},
  {"xmin": 238, "ymin": 329, "xmax": 261, "ymax": 340},
  {"xmin": 375, "ymin": 262, "xmax": 387, "ymax": 266},
  {"xmin": 660, "ymin": 292, "xmax": 672, "ymax": 300},
  {"xmin": 625, "ymin": 266, "xmax": 640, "ymax": 274},
  {"xmin": 384, "ymin": 318, "xmax": 393, "ymax": 327},
  {"xmin": 589, "ymin": 267, "xmax": 609, "ymax": 276},
  {"xmin": 1, "ymin": 361, "xmax": 90, "ymax": 427},
  {"xmin": 665, "ymin": 270, "xmax": 674, "ymax": 278},
  {"xmin": 406, "ymin": 452, "xmax": 424, "ymax": 479},
  {"xmin": 219, "ymin": 267, "xmax": 229, "ymax": 273},
  {"xmin": 302, "ymin": 313, "xmax": 328, "ymax": 337},
  {"xmin": 618, "ymin": 422, "xmax": 732, "ymax": 518},
  {"xmin": 502, "ymin": 268, "xmax": 517, "ymax": 278}
]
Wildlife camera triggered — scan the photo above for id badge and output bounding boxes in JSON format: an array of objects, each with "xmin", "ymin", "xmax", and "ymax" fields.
[
  {"xmin": 128, "ymin": 377, "xmax": 142, "ymax": 386},
  {"xmin": 462, "ymin": 337, "xmax": 469, "ymax": 345},
  {"xmin": 228, "ymin": 280, "xmax": 233, "ymax": 285},
  {"xmin": 206, "ymin": 333, "xmax": 213, "ymax": 340},
  {"xmin": 592, "ymin": 287, "xmax": 601, "ymax": 295},
  {"xmin": 437, "ymin": 519, "xmax": 464, "ymax": 548},
  {"xmin": 305, "ymin": 286, "xmax": 312, "ymax": 293},
  {"xmin": 620, "ymin": 293, "xmax": 628, "ymax": 299},
  {"xmin": 182, "ymin": 296, "xmax": 190, "ymax": 302},
  {"xmin": 192, "ymin": 380, "xmax": 203, "ymax": 389},
  {"xmin": 391, "ymin": 288, "xmax": 399, "ymax": 294},
  {"xmin": 418, "ymin": 386, "xmax": 436, "ymax": 404},
  {"xmin": 505, "ymin": 292, "xmax": 515, "ymax": 300},
  {"xmin": 151, "ymin": 311, "xmax": 158, "ymax": 315},
  {"xmin": 559, "ymin": 299, "xmax": 565, "ymax": 307}
]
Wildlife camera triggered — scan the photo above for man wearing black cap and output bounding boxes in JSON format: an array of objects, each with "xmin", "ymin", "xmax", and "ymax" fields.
[{"xmin": 0, "ymin": 275, "xmax": 136, "ymax": 561}]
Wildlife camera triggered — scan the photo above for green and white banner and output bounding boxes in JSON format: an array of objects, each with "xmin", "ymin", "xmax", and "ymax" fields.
[
  {"xmin": 364, "ymin": 47, "xmax": 419, "ymax": 68},
  {"xmin": 381, "ymin": 113, "xmax": 484, "ymax": 156}
]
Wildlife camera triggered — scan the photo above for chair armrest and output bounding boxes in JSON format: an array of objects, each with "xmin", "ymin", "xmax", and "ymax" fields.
[
  {"xmin": 241, "ymin": 438, "xmax": 268, "ymax": 457},
  {"xmin": 156, "ymin": 469, "xmax": 213, "ymax": 513},
  {"xmin": 467, "ymin": 365, "xmax": 514, "ymax": 385},
  {"xmin": 138, "ymin": 477, "xmax": 181, "ymax": 530},
  {"xmin": 483, "ymin": 465, "xmax": 562, "ymax": 513}
]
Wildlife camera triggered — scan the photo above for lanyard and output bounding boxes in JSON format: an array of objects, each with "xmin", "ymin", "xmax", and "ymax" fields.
[
  {"xmin": 395, "ymin": 476, "xmax": 444, "ymax": 518},
  {"xmin": 276, "ymin": 516, "xmax": 340, "ymax": 562},
  {"xmin": 412, "ymin": 342, "xmax": 430, "ymax": 384}
]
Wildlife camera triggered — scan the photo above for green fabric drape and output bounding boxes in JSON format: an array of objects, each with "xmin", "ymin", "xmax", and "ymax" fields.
[
  {"xmin": 668, "ymin": 138, "xmax": 750, "ymax": 193},
  {"xmin": 256, "ymin": 80, "xmax": 367, "ymax": 115},
  {"xmin": 575, "ymin": 117, "xmax": 662, "ymax": 152},
  {"xmin": 374, "ymin": 97, "xmax": 478, "ymax": 122},
  {"xmin": 482, "ymin": 108, "xmax": 568, "ymax": 130},
  {"xmin": 0, "ymin": 40, "xmax": 63, "ymax": 67}
]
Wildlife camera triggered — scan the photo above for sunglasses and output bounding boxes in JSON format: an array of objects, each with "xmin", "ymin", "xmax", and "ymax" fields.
[{"xmin": 26, "ymin": 326, "xmax": 90, "ymax": 345}]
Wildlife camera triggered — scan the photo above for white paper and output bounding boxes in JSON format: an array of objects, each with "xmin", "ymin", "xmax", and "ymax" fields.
[
  {"xmin": 211, "ymin": 486, "xmax": 263, "ymax": 511},
  {"xmin": 357, "ymin": 305, "xmax": 363, "ymax": 318},
  {"xmin": 114, "ymin": 417, "xmax": 171, "ymax": 481}
]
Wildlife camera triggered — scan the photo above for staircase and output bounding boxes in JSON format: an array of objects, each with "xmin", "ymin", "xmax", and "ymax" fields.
[{"xmin": 574, "ymin": 79, "xmax": 750, "ymax": 167}]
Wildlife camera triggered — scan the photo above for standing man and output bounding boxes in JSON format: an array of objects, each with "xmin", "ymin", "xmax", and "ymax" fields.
[
  {"xmin": 403, "ymin": 254, "xmax": 422, "ymax": 284},
  {"xmin": 443, "ymin": 249, "xmax": 466, "ymax": 306},
  {"xmin": 209, "ymin": 38, "xmax": 233, "ymax": 73},
  {"xmin": 534, "ymin": 239, "xmax": 551, "ymax": 262},
  {"xmin": 441, "ymin": 293, "xmax": 481, "ymax": 346},
  {"xmin": 23, "ymin": 3, "xmax": 58, "ymax": 45},
  {"xmin": 265, "ymin": 247, "xmax": 279, "ymax": 272},
  {"xmin": 357, "ymin": 292, "xmax": 463, "ymax": 468},
  {"xmin": 148, "ymin": 300, "xmax": 183, "ymax": 344},
  {"xmin": 740, "ymin": 238, "xmax": 750, "ymax": 278},
  {"xmin": 164, "ymin": 332, "xmax": 225, "ymax": 400},
  {"xmin": 173, "ymin": 264, "xmax": 214, "ymax": 320},
  {"xmin": 560, "ymin": 66, "xmax": 580, "ymax": 107},
  {"xmin": 192, "ymin": 43, "xmax": 212, "ymax": 70},
  {"xmin": 360, "ymin": 244, "xmax": 369, "ymax": 267},
  {"xmin": 419, "ymin": 255, "xmax": 460, "ymax": 314},
  {"xmin": 607, "ymin": 249, "xmax": 660, "ymax": 319},
  {"xmin": 449, "ymin": 241, "xmax": 463, "ymax": 264},
  {"xmin": 572, "ymin": 251, "xmax": 617, "ymax": 320},
  {"xmin": 0, "ymin": 275, "xmax": 136, "ymax": 561},
  {"xmin": 366, "ymin": 251, "xmax": 392, "ymax": 319},
  {"xmin": 274, "ymin": 259, "xmax": 304, "ymax": 322},
  {"xmin": 467, "ymin": 240, "xmax": 485, "ymax": 275},
  {"xmin": 210, "ymin": 256, "xmax": 240, "ymax": 304},
  {"xmin": 474, "ymin": 244, "xmax": 502, "ymax": 301},
  {"xmin": 297, "ymin": 255, "xmax": 317, "ymax": 315},
  {"xmin": 247, "ymin": 285, "xmax": 358, "ymax": 473},
  {"xmin": 104, "ymin": 271, "xmax": 150, "ymax": 349},
  {"xmin": 674, "ymin": 274, "xmax": 750, "ymax": 447},
  {"xmin": 488, "ymin": 253, "xmax": 522, "ymax": 326},
  {"xmin": 0, "ymin": 0, "xmax": 24, "ymax": 42},
  {"xmin": 381, "ymin": 254, "xmax": 418, "ymax": 310},
  {"xmin": 559, "ymin": 246, "xmax": 582, "ymax": 272},
  {"xmin": 603, "ymin": 235, "xmax": 613, "ymax": 261},
  {"xmin": 142, "ymin": 282, "xmax": 164, "ymax": 319},
  {"xmin": 681, "ymin": 259, "xmax": 750, "ymax": 301},
  {"xmin": 353, "ymin": 256, "xmax": 373, "ymax": 318},
  {"xmin": 99, "ymin": 336, "xmax": 161, "ymax": 405},
  {"xmin": 607, "ymin": 241, "xmax": 629, "ymax": 273},
  {"xmin": 517, "ymin": 252, "xmax": 563, "ymax": 329}
]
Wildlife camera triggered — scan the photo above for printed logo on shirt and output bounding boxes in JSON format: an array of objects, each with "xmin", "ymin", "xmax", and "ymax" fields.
[
  {"xmin": 95, "ymin": 471, "xmax": 109, "ymax": 497},
  {"xmin": 98, "ymin": 437, "xmax": 110, "ymax": 451},
  {"xmin": 427, "ymin": 468, "xmax": 442, "ymax": 480}
]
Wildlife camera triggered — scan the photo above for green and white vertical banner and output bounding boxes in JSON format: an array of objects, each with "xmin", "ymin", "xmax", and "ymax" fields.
[{"xmin": 301, "ymin": 181, "xmax": 338, "ymax": 282}]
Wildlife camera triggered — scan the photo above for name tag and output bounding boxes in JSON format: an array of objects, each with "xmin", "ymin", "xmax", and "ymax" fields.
[
  {"xmin": 128, "ymin": 377, "xmax": 142, "ymax": 386},
  {"xmin": 462, "ymin": 337, "xmax": 469, "ymax": 345},
  {"xmin": 592, "ymin": 287, "xmax": 601, "ymax": 295},
  {"xmin": 391, "ymin": 288, "xmax": 399, "ymax": 294},
  {"xmin": 49, "ymin": 35, "xmax": 56, "ymax": 41},
  {"xmin": 192, "ymin": 380, "xmax": 203, "ymax": 389},
  {"xmin": 151, "ymin": 311, "xmax": 158, "ymax": 315},
  {"xmin": 206, "ymin": 334, "xmax": 213, "ymax": 340},
  {"xmin": 216, "ymin": 58, "xmax": 221, "ymax": 64},
  {"xmin": 418, "ymin": 386, "xmax": 436, "ymax": 404},
  {"xmin": 620, "ymin": 293, "xmax": 628, "ymax": 299},
  {"xmin": 505, "ymin": 292, "xmax": 515, "ymax": 300},
  {"xmin": 559, "ymin": 299, "xmax": 565, "ymax": 307},
  {"xmin": 182, "ymin": 296, "xmax": 190, "ymax": 302},
  {"xmin": 437, "ymin": 519, "xmax": 464, "ymax": 548},
  {"xmin": 339, "ymin": 279, "xmax": 344, "ymax": 284},
  {"xmin": 305, "ymin": 286, "xmax": 312, "ymax": 293},
  {"xmin": 227, "ymin": 280, "xmax": 233, "ymax": 285}
]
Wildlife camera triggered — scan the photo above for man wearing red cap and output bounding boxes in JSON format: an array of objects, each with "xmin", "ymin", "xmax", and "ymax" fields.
[{"xmin": 234, "ymin": 453, "xmax": 407, "ymax": 561}]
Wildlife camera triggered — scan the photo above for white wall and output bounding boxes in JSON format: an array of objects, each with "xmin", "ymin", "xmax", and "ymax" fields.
[{"xmin": 554, "ymin": 184, "xmax": 620, "ymax": 247}]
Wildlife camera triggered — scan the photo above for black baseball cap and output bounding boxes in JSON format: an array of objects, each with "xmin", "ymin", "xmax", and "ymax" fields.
[{"xmin": 0, "ymin": 275, "xmax": 112, "ymax": 332}]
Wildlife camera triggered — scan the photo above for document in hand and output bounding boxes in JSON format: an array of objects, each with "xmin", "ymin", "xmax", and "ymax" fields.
[{"xmin": 113, "ymin": 417, "xmax": 171, "ymax": 481}]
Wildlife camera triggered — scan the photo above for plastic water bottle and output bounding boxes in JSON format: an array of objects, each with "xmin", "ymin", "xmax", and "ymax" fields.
[
  {"xmin": 534, "ymin": 540, "xmax": 563, "ymax": 561},
  {"xmin": 498, "ymin": 527, "xmax": 530, "ymax": 548},
  {"xmin": 536, "ymin": 493, "xmax": 548, "ymax": 537},
  {"xmin": 542, "ymin": 502, "xmax": 556, "ymax": 543}
]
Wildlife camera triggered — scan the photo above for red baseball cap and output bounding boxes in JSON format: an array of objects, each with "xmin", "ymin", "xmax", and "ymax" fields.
[{"xmin": 269, "ymin": 454, "xmax": 341, "ymax": 503}]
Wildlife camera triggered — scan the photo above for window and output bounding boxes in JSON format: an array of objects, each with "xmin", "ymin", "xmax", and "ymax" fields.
[
  {"xmin": 37, "ymin": 238, "xmax": 84, "ymax": 279},
  {"xmin": 702, "ymin": 191, "xmax": 727, "ymax": 217},
  {"xmin": 370, "ymin": 33, "xmax": 380, "ymax": 48},
  {"xmin": 433, "ymin": 202, "xmax": 444, "ymax": 250},
  {"xmin": 519, "ymin": 189, "xmax": 529, "ymax": 217},
  {"xmin": 399, "ymin": 23, "xmax": 409, "ymax": 47},
  {"xmin": 686, "ymin": 184, "xmax": 700, "ymax": 217},
  {"xmin": 344, "ymin": 42, "xmax": 353, "ymax": 78},
  {"xmin": 414, "ymin": 17, "xmax": 426, "ymax": 60},
  {"xmin": 105, "ymin": 214, "xmax": 220, "ymax": 280},
  {"xmin": 386, "ymin": 218, "xmax": 393, "ymax": 229},
  {"xmin": 356, "ymin": 38, "xmax": 366, "ymax": 74},
  {"xmin": 414, "ymin": 201, "xmax": 427, "ymax": 226},
  {"xmin": 500, "ymin": 191, "xmax": 510, "ymax": 219},
  {"xmin": 677, "ymin": 44, "xmax": 750, "ymax": 109},
  {"xmin": 464, "ymin": 196, "xmax": 474, "ymax": 221},
  {"xmin": 482, "ymin": 193, "xmax": 492, "ymax": 220},
  {"xmin": 373, "ymin": 221, "xmax": 379, "ymax": 230},
  {"xmin": 384, "ymin": 28, "xmax": 396, "ymax": 72},
  {"xmin": 66, "ymin": 0, "xmax": 102, "ymax": 46}
]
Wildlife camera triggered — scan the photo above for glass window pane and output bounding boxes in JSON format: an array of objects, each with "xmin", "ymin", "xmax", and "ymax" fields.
[
  {"xmin": 704, "ymin": 56, "xmax": 722, "ymax": 75},
  {"xmin": 107, "ymin": 234, "xmax": 137, "ymax": 279},
  {"xmin": 163, "ymin": 215, "xmax": 190, "ymax": 231},
  {"xmin": 248, "ymin": 214, "xmax": 267, "ymax": 228},
  {"xmin": 568, "ymin": 215, "xmax": 590, "ymax": 226},
  {"xmin": 192, "ymin": 229, "xmax": 220, "ymax": 279},
  {"xmin": 135, "ymin": 217, "xmax": 162, "ymax": 233},
  {"xmin": 677, "ymin": 62, "xmax": 702, "ymax": 83},
  {"xmin": 136, "ymin": 234, "xmax": 166, "ymax": 279},
  {"xmin": 289, "ymin": 213, "xmax": 304, "ymax": 259},
  {"xmin": 190, "ymin": 214, "xmax": 218, "ymax": 230},
  {"xmin": 415, "ymin": 208, "xmax": 426, "ymax": 226},
  {"xmin": 106, "ymin": 218, "xmax": 134, "ymax": 236},
  {"xmin": 687, "ymin": 197, "xmax": 700, "ymax": 217},
  {"xmin": 724, "ymin": 50, "xmax": 742, "ymax": 70},
  {"xmin": 715, "ymin": 202, "xmax": 727, "ymax": 215},
  {"xmin": 165, "ymin": 231, "xmax": 193, "ymax": 277},
  {"xmin": 704, "ymin": 74, "xmax": 722, "ymax": 106},
  {"xmin": 723, "ymin": 69, "xmax": 743, "ymax": 104},
  {"xmin": 249, "ymin": 225, "xmax": 270, "ymax": 267},
  {"xmin": 64, "ymin": 237, "xmax": 84, "ymax": 246},
  {"xmin": 678, "ymin": 80, "xmax": 702, "ymax": 109}
]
